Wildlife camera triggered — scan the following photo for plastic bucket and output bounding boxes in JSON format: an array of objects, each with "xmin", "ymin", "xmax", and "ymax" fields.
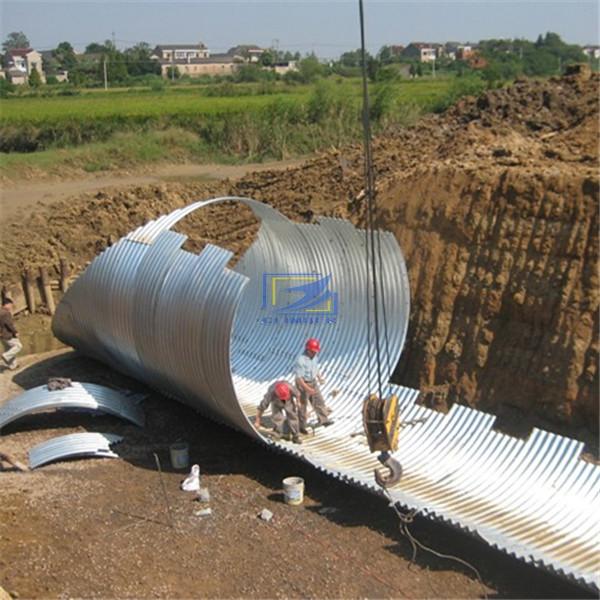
[
  {"xmin": 169, "ymin": 442, "xmax": 189, "ymax": 469},
  {"xmin": 282, "ymin": 476, "xmax": 305, "ymax": 506}
]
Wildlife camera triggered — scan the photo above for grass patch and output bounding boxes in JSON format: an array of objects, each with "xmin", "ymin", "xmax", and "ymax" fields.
[
  {"xmin": 0, "ymin": 128, "xmax": 207, "ymax": 178},
  {"xmin": 0, "ymin": 76, "xmax": 484, "ymax": 176}
]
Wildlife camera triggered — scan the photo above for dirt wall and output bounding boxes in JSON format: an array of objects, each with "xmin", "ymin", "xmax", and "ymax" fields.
[{"xmin": 380, "ymin": 164, "xmax": 598, "ymax": 427}]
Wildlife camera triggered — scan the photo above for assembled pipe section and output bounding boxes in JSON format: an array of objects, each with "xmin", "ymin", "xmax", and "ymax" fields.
[
  {"xmin": 0, "ymin": 382, "xmax": 145, "ymax": 430},
  {"xmin": 52, "ymin": 197, "xmax": 599, "ymax": 590},
  {"xmin": 53, "ymin": 197, "xmax": 410, "ymax": 437},
  {"xmin": 29, "ymin": 432, "xmax": 123, "ymax": 469}
]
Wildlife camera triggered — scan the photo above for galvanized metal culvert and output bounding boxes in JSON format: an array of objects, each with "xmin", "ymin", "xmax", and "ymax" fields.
[{"xmin": 52, "ymin": 197, "xmax": 599, "ymax": 591}]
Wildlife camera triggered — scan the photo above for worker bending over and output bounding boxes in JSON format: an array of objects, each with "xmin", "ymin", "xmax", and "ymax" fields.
[
  {"xmin": 294, "ymin": 338, "xmax": 333, "ymax": 433},
  {"xmin": 255, "ymin": 381, "xmax": 302, "ymax": 444}
]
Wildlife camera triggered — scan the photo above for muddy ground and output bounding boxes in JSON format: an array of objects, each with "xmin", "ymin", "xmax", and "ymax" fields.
[{"xmin": 0, "ymin": 353, "xmax": 593, "ymax": 599}]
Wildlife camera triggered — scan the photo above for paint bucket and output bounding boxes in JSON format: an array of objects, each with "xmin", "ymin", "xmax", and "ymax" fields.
[
  {"xmin": 169, "ymin": 442, "xmax": 189, "ymax": 470},
  {"xmin": 282, "ymin": 476, "xmax": 305, "ymax": 506}
]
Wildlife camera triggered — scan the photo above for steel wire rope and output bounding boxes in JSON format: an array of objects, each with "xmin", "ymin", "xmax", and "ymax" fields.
[{"xmin": 358, "ymin": 0, "xmax": 384, "ymax": 404}]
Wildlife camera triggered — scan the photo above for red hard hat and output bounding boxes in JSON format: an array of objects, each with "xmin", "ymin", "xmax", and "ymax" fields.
[
  {"xmin": 305, "ymin": 338, "xmax": 321, "ymax": 353},
  {"xmin": 274, "ymin": 382, "xmax": 291, "ymax": 401}
]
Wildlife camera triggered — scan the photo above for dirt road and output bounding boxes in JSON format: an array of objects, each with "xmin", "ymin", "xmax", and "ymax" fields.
[
  {"xmin": 0, "ymin": 159, "xmax": 304, "ymax": 221},
  {"xmin": 0, "ymin": 351, "xmax": 592, "ymax": 599}
]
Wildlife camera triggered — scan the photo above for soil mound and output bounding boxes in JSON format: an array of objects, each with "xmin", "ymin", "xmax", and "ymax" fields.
[{"xmin": 1, "ymin": 70, "xmax": 597, "ymax": 433}]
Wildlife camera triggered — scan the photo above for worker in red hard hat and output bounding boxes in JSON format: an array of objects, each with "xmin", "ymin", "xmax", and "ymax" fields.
[
  {"xmin": 294, "ymin": 338, "xmax": 333, "ymax": 433},
  {"xmin": 255, "ymin": 380, "xmax": 302, "ymax": 444}
]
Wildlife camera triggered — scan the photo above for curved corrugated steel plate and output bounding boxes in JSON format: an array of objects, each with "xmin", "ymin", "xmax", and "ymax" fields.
[
  {"xmin": 0, "ymin": 382, "xmax": 145, "ymax": 430},
  {"xmin": 29, "ymin": 432, "xmax": 123, "ymax": 469},
  {"xmin": 52, "ymin": 197, "xmax": 599, "ymax": 590}
]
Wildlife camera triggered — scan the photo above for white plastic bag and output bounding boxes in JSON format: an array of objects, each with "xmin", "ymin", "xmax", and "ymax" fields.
[{"xmin": 181, "ymin": 464, "xmax": 200, "ymax": 492}]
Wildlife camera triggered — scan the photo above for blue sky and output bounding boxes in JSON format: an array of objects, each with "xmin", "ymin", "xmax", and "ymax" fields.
[{"xmin": 1, "ymin": 1, "xmax": 598, "ymax": 57}]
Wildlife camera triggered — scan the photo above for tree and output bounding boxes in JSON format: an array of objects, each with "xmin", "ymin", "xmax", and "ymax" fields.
[
  {"xmin": 377, "ymin": 45, "xmax": 394, "ymax": 65},
  {"xmin": 124, "ymin": 42, "xmax": 160, "ymax": 76},
  {"xmin": 85, "ymin": 42, "xmax": 108, "ymax": 54},
  {"xmin": 260, "ymin": 50, "xmax": 274, "ymax": 67},
  {"xmin": 339, "ymin": 49, "xmax": 363, "ymax": 68},
  {"xmin": 28, "ymin": 68, "xmax": 42, "ymax": 87},
  {"xmin": 297, "ymin": 54, "xmax": 325, "ymax": 83},
  {"xmin": 52, "ymin": 41, "xmax": 77, "ymax": 71},
  {"xmin": 367, "ymin": 56, "xmax": 379, "ymax": 81},
  {"xmin": 93, "ymin": 40, "xmax": 128, "ymax": 83},
  {"xmin": 0, "ymin": 78, "xmax": 15, "ymax": 97},
  {"xmin": 165, "ymin": 66, "xmax": 180, "ymax": 80},
  {"xmin": 3, "ymin": 31, "xmax": 30, "ymax": 52}
]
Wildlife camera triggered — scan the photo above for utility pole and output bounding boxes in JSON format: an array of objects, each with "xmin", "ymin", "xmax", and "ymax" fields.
[
  {"xmin": 432, "ymin": 56, "xmax": 436, "ymax": 78},
  {"xmin": 103, "ymin": 57, "xmax": 108, "ymax": 90},
  {"xmin": 171, "ymin": 55, "xmax": 175, "ymax": 82}
]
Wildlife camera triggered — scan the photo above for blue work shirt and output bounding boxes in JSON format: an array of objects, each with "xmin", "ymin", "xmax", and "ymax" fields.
[{"xmin": 294, "ymin": 351, "xmax": 320, "ymax": 382}]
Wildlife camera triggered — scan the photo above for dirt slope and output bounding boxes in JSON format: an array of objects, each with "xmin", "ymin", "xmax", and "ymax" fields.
[{"xmin": 1, "ymin": 67, "xmax": 598, "ymax": 433}]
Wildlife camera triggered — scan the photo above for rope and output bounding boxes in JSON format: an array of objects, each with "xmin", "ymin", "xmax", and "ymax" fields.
[{"xmin": 382, "ymin": 488, "xmax": 488, "ymax": 599}]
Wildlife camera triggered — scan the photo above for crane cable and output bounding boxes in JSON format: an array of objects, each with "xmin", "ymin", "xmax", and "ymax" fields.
[
  {"xmin": 358, "ymin": 0, "xmax": 385, "ymax": 403},
  {"xmin": 357, "ymin": 5, "xmax": 486, "ymax": 594}
]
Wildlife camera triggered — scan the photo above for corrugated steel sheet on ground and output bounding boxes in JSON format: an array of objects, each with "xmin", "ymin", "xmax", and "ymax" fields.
[
  {"xmin": 29, "ymin": 432, "xmax": 123, "ymax": 469},
  {"xmin": 0, "ymin": 382, "xmax": 145, "ymax": 430},
  {"xmin": 52, "ymin": 197, "xmax": 599, "ymax": 591}
]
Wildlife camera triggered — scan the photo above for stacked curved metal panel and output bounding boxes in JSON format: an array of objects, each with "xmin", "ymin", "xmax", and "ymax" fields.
[
  {"xmin": 0, "ymin": 382, "xmax": 145, "ymax": 430},
  {"xmin": 29, "ymin": 432, "xmax": 123, "ymax": 469},
  {"xmin": 52, "ymin": 197, "xmax": 599, "ymax": 591}
]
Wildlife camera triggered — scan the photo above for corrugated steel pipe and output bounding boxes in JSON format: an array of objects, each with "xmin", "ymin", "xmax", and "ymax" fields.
[{"xmin": 52, "ymin": 196, "xmax": 410, "ymax": 439}]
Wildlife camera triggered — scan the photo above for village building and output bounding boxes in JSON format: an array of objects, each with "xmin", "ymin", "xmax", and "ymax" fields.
[
  {"xmin": 3, "ymin": 48, "xmax": 46, "ymax": 84},
  {"xmin": 154, "ymin": 41, "xmax": 268, "ymax": 79},
  {"xmin": 271, "ymin": 61, "xmax": 298, "ymax": 75},
  {"xmin": 151, "ymin": 43, "xmax": 209, "ymax": 61},
  {"xmin": 582, "ymin": 45, "xmax": 600, "ymax": 60},
  {"xmin": 402, "ymin": 43, "xmax": 439, "ymax": 62},
  {"xmin": 456, "ymin": 45, "xmax": 474, "ymax": 60},
  {"xmin": 227, "ymin": 45, "xmax": 265, "ymax": 63},
  {"xmin": 160, "ymin": 55, "xmax": 238, "ymax": 78}
]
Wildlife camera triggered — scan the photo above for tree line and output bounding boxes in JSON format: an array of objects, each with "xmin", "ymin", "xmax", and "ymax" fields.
[{"xmin": 1, "ymin": 29, "xmax": 594, "ymax": 92}]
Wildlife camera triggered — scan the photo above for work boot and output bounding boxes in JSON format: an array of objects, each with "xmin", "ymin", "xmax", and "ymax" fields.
[
  {"xmin": 291, "ymin": 435, "xmax": 303, "ymax": 445},
  {"xmin": 7, "ymin": 361, "xmax": 18, "ymax": 371},
  {"xmin": 299, "ymin": 427, "xmax": 309, "ymax": 435},
  {"xmin": 321, "ymin": 420, "xmax": 334, "ymax": 427}
]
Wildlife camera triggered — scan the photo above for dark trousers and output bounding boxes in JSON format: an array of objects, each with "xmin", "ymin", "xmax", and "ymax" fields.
[{"xmin": 270, "ymin": 398, "xmax": 300, "ymax": 436}]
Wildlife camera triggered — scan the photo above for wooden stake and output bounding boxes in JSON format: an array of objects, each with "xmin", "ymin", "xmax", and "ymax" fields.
[
  {"xmin": 22, "ymin": 269, "xmax": 36, "ymax": 314},
  {"xmin": 59, "ymin": 258, "xmax": 71, "ymax": 292},
  {"xmin": 39, "ymin": 267, "xmax": 56, "ymax": 315}
]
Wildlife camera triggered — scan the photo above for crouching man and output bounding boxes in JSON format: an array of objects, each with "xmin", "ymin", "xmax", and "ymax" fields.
[{"xmin": 255, "ymin": 381, "xmax": 302, "ymax": 444}]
